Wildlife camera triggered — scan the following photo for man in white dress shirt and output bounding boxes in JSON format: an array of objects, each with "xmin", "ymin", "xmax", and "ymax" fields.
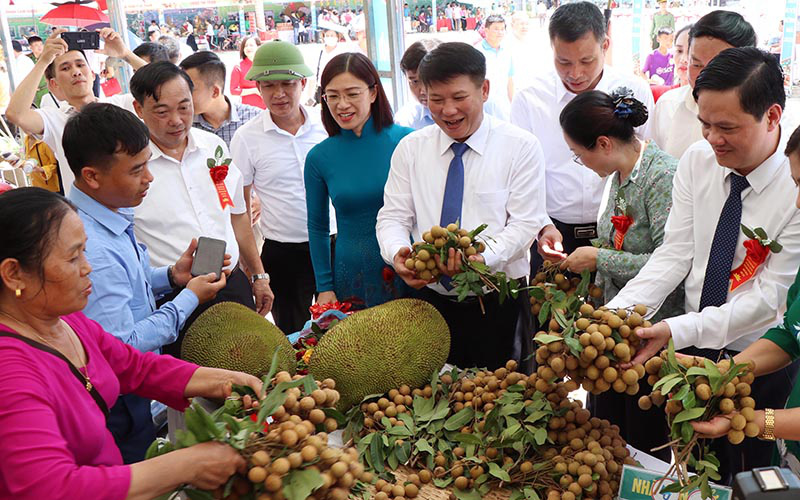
[
  {"xmin": 130, "ymin": 62, "xmax": 274, "ymax": 356},
  {"xmin": 651, "ymin": 11, "xmax": 755, "ymax": 159},
  {"xmin": 231, "ymin": 41, "xmax": 331, "ymax": 335},
  {"xmin": 377, "ymin": 42, "xmax": 549, "ymax": 370},
  {"xmin": 6, "ymin": 28, "xmax": 144, "ymax": 194},
  {"xmin": 510, "ymin": 1, "xmax": 654, "ymax": 275},
  {"xmin": 394, "ymin": 39, "xmax": 441, "ymax": 130},
  {"xmin": 608, "ymin": 48, "xmax": 800, "ymax": 482}
]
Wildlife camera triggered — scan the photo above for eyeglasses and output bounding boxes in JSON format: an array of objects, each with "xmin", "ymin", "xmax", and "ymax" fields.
[
  {"xmin": 572, "ymin": 152, "xmax": 585, "ymax": 166},
  {"xmin": 322, "ymin": 85, "xmax": 374, "ymax": 106}
]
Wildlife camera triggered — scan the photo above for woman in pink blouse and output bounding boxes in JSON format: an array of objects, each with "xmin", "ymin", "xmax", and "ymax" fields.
[
  {"xmin": 230, "ymin": 35, "xmax": 265, "ymax": 109},
  {"xmin": 0, "ymin": 188, "xmax": 262, "ymax": 500}
]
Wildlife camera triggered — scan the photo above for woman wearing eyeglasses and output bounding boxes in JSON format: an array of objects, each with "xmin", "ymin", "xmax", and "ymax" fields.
[
  {"xmin": 558, "ymin": 88, "xmax": 683, "ymax": 460},
  {"xmin": 304, "ymin": 53, "xmax": 413, "ymax": 309}
]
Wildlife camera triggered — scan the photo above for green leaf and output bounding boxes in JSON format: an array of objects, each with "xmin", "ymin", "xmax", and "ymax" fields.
[
  {"xmin": 673, "ymin": 384, "xmax": 690, "ymax": 402},
  {"xmin": 433, "ymin": 477, "xmax": 455, "ymax": 488},
  {"xmin": 660, "ymin": 482, "xmax": 683, "ymax": 493},
  {"xmin": 184, "ymin": 406, "xmax": 213, "ymax": 442},
  {"xmin": 754, "ymin": 227, "xmax": 768, "ymax": 240},
  {"xmin": 576, "ymin": 270, "xmax": 591, "ymax": 297},
  {"xmin": 414, "ymin": 438, "xmax": 436, "ymax": 456},
  {"xmin": 538, "ymin": 302, "xmax": 551, "ymax": 325},
  {"xmin": 553, "ymin": 309, "xmax": 571, "ymax": 331},
  {"xmin": 704, "ymin": 359, "xmax": 723, "ymax": 394},
  {"xmin": 681, "ymin": 421, "xmax": 695, "ymax": 443},
  {"xmin": 740, "ymin": 224, "xmax": 756, "ymax": 240},
  {"xmin": 185, "ymin": 490, "xmax": 215, "ymax": 500},
  {"xmin": 674, "ymin": 407, "xmax": 706, "ymax": 423},
  {"xmin": 370, "ymin": 434, "xmax": 384, "ymax": 470},
  {"xmin": 206, "ymin": 158, "xmax": 216, "ymax": 169},
  {"xmin": 283, "ymin": 469, "xmax": 324, "ymax": 500},
  {"xmin": 175, "ymin": 429, "xmax": 198, "ymax": 448},
  {"xmin": 452, "ymin": 488, "xmax": 483, "ymax": 500},
  {"xmin": 387, "ymin": 425, "xmax": 413, "ymax": 437},
  {"xmin": 524, "ymin": 487, "xmax": 541, "ymax": 500},
  {"xmin": 563, "ymin": 335, "xmax": 583, "ymax": 356},
  {"xmin": 769, "ymin": 240, "xmax": 783, "ymax": 253},
  {"xmin": 214, "ymin": 145, "xmax": 223, "ymax": 159},
  {"xmin": 682, "ymin": 391, "xmax": 697, "ymax": 410},
  {"xmin": 534, "ymin": 333, "xmax": 562, "ymax": 344},
  {"xmin": 652, "ymin": 372, "xmax": 682, "ymax": 391},
  {"xmin": 686, "ymin": 366, "xmax": 708, "ymax": 378},
  {"xmin": 257, "ymin": 377, "xmax": 312, "ymax": 424},
  {"xmin": 534, "ymin": 427, "xmax": 548, "ymax": 445},
  {"xmin": 444, "ymin": 407, "xmax": 475, "ymax": 431},
  {"xmin": 453, "ymin": 433, "xmax": 483, "ymax": 446},
  {"xmin": 667, "ymin": 339, "xmax": 680, "ymax": 372},
  {"xmin": 145, "ymin": 437, "xmax": 173, "ymax": 459},
  {"xmin": 387, "ymin": 449, "xmax": 399, "ymax": 470},
  {"xmin": 488, "ymin": 462, "xmax": 512, "ymax": 482},
  {"xmin": 396, "ymin": 440, "xmax": 412, "ymax": 464},
  {"xmin": 529, "ymin": 287, "xmax": 545, "ymax": 301}
]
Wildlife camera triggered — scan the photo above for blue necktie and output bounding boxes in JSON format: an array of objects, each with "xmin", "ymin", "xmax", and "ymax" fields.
[
  {"xmin": 439, "ymin": 142, "xmax": 469, "ymax": 290},
  {"xmin": 125, "ymin": 223, "xmax": 141, "ymax": 260},
  {"xmin": 699, "ymin": 174, "xmax": 750, "ymax": 310}
]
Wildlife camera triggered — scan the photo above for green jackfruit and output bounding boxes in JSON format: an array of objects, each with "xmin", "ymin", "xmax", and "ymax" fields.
[
  {"xmin": 181, "ymin": 302, "xmax": 295, "ymax": 377},
  {"xmin": 308, "ymin": 298, "xmax": 450, "ymax": 410}
]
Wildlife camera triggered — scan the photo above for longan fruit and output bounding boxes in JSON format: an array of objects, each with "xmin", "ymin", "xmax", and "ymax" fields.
[
  {"xmin": 375, "ymin": 493, "xmax": 390, "ymax": 500},
  {"xmin": 264, "ymin": 474, "xmax": 283, "ymax": 492},
  {"xmin": 578, "ymin": 474, "xmax": 593, "ymax": 488},
  {"xmin": 454, "ymin": 476, "xmax": 469, "ymax": 490},
  {"xmin": 248, "ymin": 466, "xmax": 267, "ymax": 483},
  {"xmin": 731, "ymin": 414, "xmax": 747, "ymax": 431},
  {"xmin": 745, "ymin": 422, "xmax": 761, "ymax": 438},
  {"xmin": 602, "ymin": 367, "xmax": 618, "ymax": 383},
  {"xmin": 392, "ymin": 485, "xmax": 406, "ymax": 497},
  {"xmin": 281, "ymin": 429, "xmax": 299, "ymax": 447},
  {"xmin": 638, "ymin": 395, "xmax": 652, "ymax": 410},
  {"xmin": 271, "ymin": 457, "xmax": 290, "ymax": 475},
  {"xmin": 728, "ymin": 429, "xmax": 745, "ymax": 445},
  {"xmin": 405, "ymin": 483, "xmax": 419, "ymax": 498},
  {"xmin": 612, "ymin": 378, "xmax": 627, "ymax": 393},
  {"xmin": 622, "ymin": 369, "xmax": 639, "ymax": 385},
  {"xmin": 330, "ymin": 461, "xmax": 348, "ymax": 478},
  {"xmin": 736, "ymin": 383, "xmax": 752, "ymax": 397},
  {"xmin": 740, "ymin": 396, "xmax": 756, "ymax": 409},
  {"xmin": 695, "ymin": 384, "xmax": 712, "ymax": 401},
  {"xmin": 719, "ymin": 398, "xmax": 735, "ymax": 414},
  {"xmin": 740, "ymin": 406, "xmax": 756, "ymax": 422},
  {"xmin": 251, "ymin": 450, "xmax": 271, "ymax": 467},
  {"xmin": 309, "ymin": 408, "xmax": 326, "ymax": 425},
  {"xmin": 301, "ymin": 445, "xmax": 318, "ymax": 462},
  {"xmin": 418, "ymin": 469, "xmax": 432, "ymax": 483}
]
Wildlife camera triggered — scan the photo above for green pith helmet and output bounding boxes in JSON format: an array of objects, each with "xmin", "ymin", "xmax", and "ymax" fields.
[{"xmin": 246, "ymin": 40, "xmax": 313, "ymax": 81}]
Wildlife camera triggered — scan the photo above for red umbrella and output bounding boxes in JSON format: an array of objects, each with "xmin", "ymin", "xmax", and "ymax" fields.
[{"xmin": 40, "ymin": 3, "xmax": 109, "ymax": 28}]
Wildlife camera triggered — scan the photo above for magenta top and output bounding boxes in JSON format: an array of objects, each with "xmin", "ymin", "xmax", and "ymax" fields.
[{"xmin": 0, "ymin": 311, "xmax": 199, "ymax": 499}]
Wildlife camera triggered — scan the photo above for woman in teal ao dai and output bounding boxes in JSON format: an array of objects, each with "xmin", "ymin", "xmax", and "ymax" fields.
[{"xmin": 305, "ymin": 53, "xmax": 413, "ymax": 309}]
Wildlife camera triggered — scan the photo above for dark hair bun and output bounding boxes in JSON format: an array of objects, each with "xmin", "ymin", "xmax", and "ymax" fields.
[{"xmin": 610, "ymin": 88, "xmax": 649, "ymax": 128}]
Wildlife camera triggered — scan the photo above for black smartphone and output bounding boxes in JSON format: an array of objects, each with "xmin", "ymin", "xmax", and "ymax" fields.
[
  {"xmin": 61, "ymin": 31, "xmax": 100, "ymax": 51},
  {"xmin": 191, "ymin": 237, "xmax": 226, "ymax": 279}
]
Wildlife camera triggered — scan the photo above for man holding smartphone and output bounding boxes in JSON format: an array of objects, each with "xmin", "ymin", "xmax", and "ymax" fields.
[
  {"xmin": 6, "ymin": 28, "xmax": 146, "ymax": 194},
  {"xmin": 62, "ymin": 102, "xmax": 228, "ymax": 463},
  {"xmin": 130, "ymin": 62, "xmax": 274, "ymax": 351}
]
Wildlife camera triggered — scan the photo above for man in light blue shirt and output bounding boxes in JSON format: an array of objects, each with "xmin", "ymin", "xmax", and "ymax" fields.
[
  {"xmin": 477, "ymin": 15, "xmax": 515, "ymax": 120},
  {"xmin": 394, "ymin": 39, "xmax": 440, "ymax": 130},
  {"xmin": 63, "ymin": 102, "xmax": 228, "ymax": 463}
]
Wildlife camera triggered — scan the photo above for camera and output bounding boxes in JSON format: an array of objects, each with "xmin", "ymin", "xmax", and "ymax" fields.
[{"xmin": 60, "ymin": 31, "xmax": 100, "ymax": 51}]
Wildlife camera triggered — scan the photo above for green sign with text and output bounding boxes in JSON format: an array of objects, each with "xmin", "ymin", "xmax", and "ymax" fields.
[{"xmin": 618, "ymin": 465, "xmax": 732, "ymax": 500}]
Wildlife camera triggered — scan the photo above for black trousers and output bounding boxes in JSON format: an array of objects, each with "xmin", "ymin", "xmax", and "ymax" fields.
[
  {"xmin": 679, "ymin": 347, "xmax": 800, "ymax": 485},
  {"xmin": 107, "ymin": 393, "xmax": 156, "ymax": 464},
  {"xmin": 158, "ymin": 267, "xmax": 255, "ymax": 358},
  {"xmin": 530, "ymin": 217, "xmax": 598, "ymax": 277},
  {"xmin": 414, "ymin": 286, "xmax": 530, "ymax": 371},
  {"xmin": 261, "ymin": 238, "xmax": 317, "ymax": 335}
]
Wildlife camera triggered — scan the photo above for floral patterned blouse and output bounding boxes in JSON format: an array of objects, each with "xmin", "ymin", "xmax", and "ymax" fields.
[{"xmin": 593, "ymin": 140, "xmax": 685, "ymax": 321}]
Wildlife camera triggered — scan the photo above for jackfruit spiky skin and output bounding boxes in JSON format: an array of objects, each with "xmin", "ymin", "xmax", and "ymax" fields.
[
  {"xmin": 308, "ymin": 298, "xmax": 450, "ymax": 410},
  {"xmin": 181, "ymin": 302, "xmax": 295, "ymax": 377}
]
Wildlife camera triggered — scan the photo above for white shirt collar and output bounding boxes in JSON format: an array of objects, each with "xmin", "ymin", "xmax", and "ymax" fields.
[
  {"xmin": 149, "ymin": 128, "xmax": 201, "ymax": 163},
  {"xmin": 261, "ymin": 105, "xmax": 312, "ymax": 135},
  {"xmin": 436, "ymin": 113, "xmax": 491, "ymax": 157}
]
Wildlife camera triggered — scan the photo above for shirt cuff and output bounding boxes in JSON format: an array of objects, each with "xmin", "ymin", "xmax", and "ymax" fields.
[
  {"xmin": 151, "ymin": 266, "xmax": 172, "ymax": 294},
  {"xmin": 595, "ymin": 248, "xmax": 614, "ymax": 275},
  {"xmin": 172, "ymin": 289, "xmax": 200, "ymax": 330},
  {"xmin": 387, "ymin": 241, "xmax": 409, "ymax": 267},
  {"xmin": 664, "ymin": 314, "xmax": 699, "ymax": 351},
  {"xmin": 483, "ymin": 248, "xmax": 500, "ymax": 270},
  {"xmin": 762, "ymin": 327, "xmax": 800, "ymax": 361}
]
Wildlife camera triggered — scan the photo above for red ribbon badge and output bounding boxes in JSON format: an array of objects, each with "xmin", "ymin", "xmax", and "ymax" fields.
[
  {"xmin": 729, "ymin": 239, "xmax": 771, "ymax": 292},
  {"xmin": 309, "ymin": 301, "xmax": 352, "ymax": 320},
  {"xmin": 611, "ymin": 215, "xmax": 634, "ymax": 250},
  {"xmin": 209, "ymin": 165, "xmax": 233, "ymax": 210}
]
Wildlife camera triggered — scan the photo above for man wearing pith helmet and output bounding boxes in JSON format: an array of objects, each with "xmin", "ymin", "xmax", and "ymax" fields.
[{"xmin": 231, "ymin": 41, "xmax": 336, "ymax": 334}]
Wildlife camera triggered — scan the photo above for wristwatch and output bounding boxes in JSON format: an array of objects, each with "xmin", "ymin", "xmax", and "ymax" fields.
[
  {"xmin": 759, "ymin": 408, "xmax": 776, "ymax": 441},
  {"xmin": 251, "ymin": 273, "xmax": 270, "ymax": 283}
]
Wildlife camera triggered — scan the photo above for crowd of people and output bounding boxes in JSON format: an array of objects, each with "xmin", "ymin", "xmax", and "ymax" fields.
[{"xmin": 4, "ymin": 0, "xmax": 800, "ymax": 497}]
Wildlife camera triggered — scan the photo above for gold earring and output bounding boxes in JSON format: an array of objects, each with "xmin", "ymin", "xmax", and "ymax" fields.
[{"xmin": 15, "ymin": 289, "xmax": 22, "ymax": 298}]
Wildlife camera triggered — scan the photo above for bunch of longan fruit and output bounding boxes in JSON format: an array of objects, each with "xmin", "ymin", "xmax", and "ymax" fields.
[
  {"xmin": 403, "ymin": 223, "xmax": 486, "ymax": 282},
  {"xmin": 528, "ymin": 268, "xmax": 604, "ymax": 320},
  {"xmin": 358, "ymin": 384, "xmax": 421, "ymax": 431},
  {"xmin": 373, "ymin": 475, "xmax": 422, "ymax": 500},
  {"xmin": 638, "ymin": 353, "xmax": 758, "ymax": 445},
  {"xmin": 268, "ymin": 371, "xmax": 340, "ymax": 434},
  {"xmin": 534, "ymin": 303, "xmax": 648, "ymax": 396},
  {"xmin": 243, "ymin": 429, "xmax": 372, "ymax": 500}
]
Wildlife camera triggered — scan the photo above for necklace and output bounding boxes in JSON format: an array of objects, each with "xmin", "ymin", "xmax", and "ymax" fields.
[{"xmin": 0, "ymin": 311, "xmax": 92, "ymax": 392}]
